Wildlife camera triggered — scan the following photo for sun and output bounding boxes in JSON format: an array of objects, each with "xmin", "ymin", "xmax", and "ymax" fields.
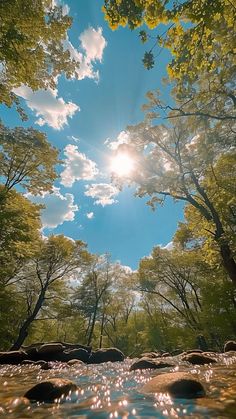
[{"xmin": 110, "ymin": 152, "xmax": 135, "ymax": 176}]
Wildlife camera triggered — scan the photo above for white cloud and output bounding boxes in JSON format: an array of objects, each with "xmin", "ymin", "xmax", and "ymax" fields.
[
  {"xmin": 105, "ymin": 131, "xmax": 130, "ymax": 150},
  {"xmin": 61, "ymin": 144, "xmax": 99, "ymax": 187},
  {"xmin": 86, "ymin": 212, "xmax": 94, "ymax": 219},
  {"xmin": 79, "ymin": 27, "xmax": 107, "ymax": 62},
  {"xmin": 14, "ymin": 85, "xmax": 79, "ymax": 130},
  {"xmin": 27, "ymin": 188, "xmax": 78, "ymax": 228},
  {"xmin": 85, "ymin": 183, "xmax": 120, "ymax": 206},
  {"xmin": 14, "ymin": 27, "xmax": 107, "ymax": 129},
  {"xmin": 162, "ymin": 241, "xmax": 174, "ymax": 250},
  {"xmin": 64, "ymin": 27, "xmax": 107, "ymax": 81}
]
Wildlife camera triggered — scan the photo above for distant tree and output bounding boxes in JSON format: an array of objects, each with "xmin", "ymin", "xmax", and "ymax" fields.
[
  {"xmin": 0, "ymin": 125, "xmax": 59, "ymax": 198},
  {"xmin": 10, "ymin": 235, "xmax": 89, "ymax": 350},
  {"xmin": 138, "ymin": 246, "xmax": 204, "ymax": 332},
  {"xmin": 0, "ymin": 0, "xmax": 78, "ymax": 114},
  {"xmin": 74, "ymin": 254, "xmax": 117, "ymax": 346}
]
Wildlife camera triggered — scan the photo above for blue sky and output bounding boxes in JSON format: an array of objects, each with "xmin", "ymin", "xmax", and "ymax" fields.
[{"xmin": 1, "ymin": 0, "xmax": 184, "ymax": 269}]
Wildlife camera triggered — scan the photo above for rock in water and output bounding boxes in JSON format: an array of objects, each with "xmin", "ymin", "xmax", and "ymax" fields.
[
  {"xmin": 182, "ymin": 352, "xmax": 217, "ymax": 365},
  {"xmin": 89, "ymin": 348, "xmax": 124, "ymax": 363},
  {"xmin": 24, "ymin": 378, "xmax": 78, "ymax": 402},
  {"xmin": 141, "ymin": 372, "xmax": 206, "ymax": 399},
  {"xmin": 224, "ymin": 340, "xmax": 236, "ymax": 352},
  {"xmin": 0, "ymin": 351, "xmax": 27, "ymax": 365},
  {"xmin": 57, "ymin": 348, "xmax": 89, "ymax": 363},
  {"xmin": 37, "ymin": 343, "xmax": 64, "ymax": 355},
  {"xmin": 130, "ymin": 358, "xmax": 173, "ymax": 371}
]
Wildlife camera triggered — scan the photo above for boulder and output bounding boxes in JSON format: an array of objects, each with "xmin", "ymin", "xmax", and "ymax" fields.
[
  {"xmin": 141, "ymin": 372, "xmax": 206, "ymax": 399},
  {"xmin": 67, "ymin": 359, "xmax": 84, "ymax": 366},
  {"xmin": 55, "ymin": 348, "xmax": 89, "ymax": 363},
  {"xmin": 88, "ymin": 348, "xmax": 125, "ymax": 364},
  {"xmin": 21, "ymin": 359, "xmax": 51, "ymax": 369},
  {"xmin": 24, "ymin": 378, "xmax": 78, "ymax": 402},
  {"xmin": 161, "ymin": 352, "xmax": 171, "ymax": 357},
  {"xmin": 0, "ymin": 350, "xmax": 27, "ymax": 365},
  {"xmin": 37, "ymin": 343, "xmax": 64, "ymax": 355},
  {"xmin": 130, "ymin": 358, "xmax": 174, "ymax": 371},
  {"xmin": 185, "ymin": 349, "xmax": 203, "ymax": 354},
  {"xmin": 140, "ymin": 352, "xmax": 160, "ymax": 358},
  {"xmin": 182, "ymin": 352, "xmax": 217, "ymax": 365},
  {"xmin": 224, "ymin": 340, "xmax": 236, "ymax": 352}
]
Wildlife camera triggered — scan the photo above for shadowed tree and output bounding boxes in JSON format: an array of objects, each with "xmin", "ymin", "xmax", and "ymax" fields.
[{"xmin": 10, "ymin": 235, "xmax": 89, "ymax": 350}]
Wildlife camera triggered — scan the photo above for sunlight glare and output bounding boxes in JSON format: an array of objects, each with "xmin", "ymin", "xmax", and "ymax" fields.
[{"xmin": 110, "ymin": 153, "xmax": 134, "ymax": 176}]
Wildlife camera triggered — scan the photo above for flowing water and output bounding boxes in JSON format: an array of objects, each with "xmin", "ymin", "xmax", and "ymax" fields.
[{"xmin": 0, "ymin": 353, "xmax": 236, "ymax": 418}]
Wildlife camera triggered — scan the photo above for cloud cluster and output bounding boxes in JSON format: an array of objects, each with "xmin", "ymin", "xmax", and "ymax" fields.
[
  {"xmin": 14, "ymin": 27, "xmax": 107, "ymax": 129},
  {"xmin": 61, "ymin": 144, "xmax": 99, "ymax": 187},
  {"xmin": 14, "ymin": 86, "xmax": 79, "ymax": 130},
  {"xmin": 85, "ymin": 183, "xmax": 120, "ymax": 206},
  {"xmin": 105, "ymin": 131, "xmax": 130, "ymax": 150},
  {"xmin": 27, "ymin": 188, "xmax": 78, "ymax": 228}
]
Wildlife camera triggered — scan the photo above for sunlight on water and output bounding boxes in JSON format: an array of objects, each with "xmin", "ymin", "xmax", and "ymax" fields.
[{"xmin": 0, "ymin": 355, "xmax": 236, "ymax": 418}]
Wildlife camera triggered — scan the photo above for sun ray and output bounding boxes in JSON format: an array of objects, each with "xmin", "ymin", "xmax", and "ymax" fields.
[{"xmin": 110, "ymin": 152, "xmax": 134, "ymax": 176}]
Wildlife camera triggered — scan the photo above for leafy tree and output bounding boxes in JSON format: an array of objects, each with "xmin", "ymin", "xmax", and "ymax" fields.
[
  {"xmin": 173, "ymin": 150, "xmax": 236, "ymax": 276},
  {"xmin": 138, "ymin": 246, "xmax": 204, "ymax": 332},
  {"xmin": 103, "ymin": 1, "xmax": 236, "ymax": 124},
  {"xmin": 114, "ymin": 122, "xmax": 236, "ymax": 284},
  {"xmin": 0, "ymin": 187, "xmax": 41, "ymax": 286},
  {"xmin": 10, "ymin": 235, "xmax": 89, "ymax": 350},
  {"xmin": 0, "ymin": 125, "xmax": 59, "ymax": 197},
  {"xmin": 74, "ymin": 255, "xmax": 118, "ymax": 346},
  {"xmin": 0, "ymin": 0, "xmax": 77, "ymax": 112}
]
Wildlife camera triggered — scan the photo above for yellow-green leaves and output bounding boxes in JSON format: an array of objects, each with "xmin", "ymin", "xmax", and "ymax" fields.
[
  {"xmin": 0, "ymin": 0, "xmax": 76, "ymax": 112},
  {"xmin": 0, "ymin": 126, "xmax": 59, "ymax": 195}
]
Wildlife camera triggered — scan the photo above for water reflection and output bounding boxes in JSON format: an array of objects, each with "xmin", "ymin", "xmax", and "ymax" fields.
[{"xmin": 0, "ymin": 354, "xmax": 235, "ymax": 418}]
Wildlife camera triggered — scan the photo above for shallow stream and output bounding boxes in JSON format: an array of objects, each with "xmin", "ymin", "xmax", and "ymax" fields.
[{"xmin": 0, "ymin": 353, "xmax": 236, "ymax": 418}]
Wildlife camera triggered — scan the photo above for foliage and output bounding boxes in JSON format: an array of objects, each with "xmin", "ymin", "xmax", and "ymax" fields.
[
  {"xmin": 103, "ymin": 1, "xmax": 236, "ymax": 123},
  {"xmin": 0, "ymin": 187, "xmax": 41, "ymax": 286},
  {"xmin": 0, "ymin": 0, "xmax": 77, "ymax": 113},
  {"xmin": 10, "ymin": 235, "xmax": 89, "ymax": 349},
  {"xmin": 0, "ymin": 125, "xmax": 59, "ymax": 196},
  {"xmin": 112, "ymin": 120, "xmax": 236, "ymax": 283}
]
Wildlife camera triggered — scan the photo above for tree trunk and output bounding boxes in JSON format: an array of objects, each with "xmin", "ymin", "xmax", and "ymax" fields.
[
  {"xmin": 220, "ymin": 242, "xmax": 236, "ymax": 285},
  {"xmin": 10, "ymin": 288, "xmax": 46, "ymax": 350},
  {"xmin": 87, "ymin": 301, "xmax": 98, "ymax": 346},
  {"xmin": 99, "ymin": 311, "xmax": 106, "ymax": 348}
]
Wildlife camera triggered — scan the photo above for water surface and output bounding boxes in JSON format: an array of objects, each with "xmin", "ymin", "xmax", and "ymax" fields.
[{"xmin": 0, "ymin": 353, "xmax": 236, "ymax": 418}]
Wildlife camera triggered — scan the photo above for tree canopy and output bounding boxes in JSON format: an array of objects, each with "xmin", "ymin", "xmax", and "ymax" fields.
[
  {"xmin": 0, "ymin": 125, "xmax": 59, "ymax": 196},
  {"xmin": 0, "ymin": 0, "xmax": 78, "ymax": 112},
  {"xmin": 103, "ymin": 0, "xmax": 236, "ymax": 123}
]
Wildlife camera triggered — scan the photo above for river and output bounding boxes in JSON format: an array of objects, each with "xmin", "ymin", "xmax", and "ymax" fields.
[{"xmin": 0, "ymin": 353, "xmax": 236, "ymax": 418}]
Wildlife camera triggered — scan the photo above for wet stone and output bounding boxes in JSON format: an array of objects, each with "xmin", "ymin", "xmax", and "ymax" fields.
[
  {"xmin": 37, "ymin": 343, "xmax": 64, "ymax": 355},
  {"xmin": 141, "ymin": 372, "xmax": 206, "ymax": 399},
  {"xmin": 182, "ymin": 352, "xmax": 217, "ymax": 365},
  {"xmin": 54, "ymin": 348, "xmax": 89, "ymax": 363},
  {"xmin": 140, "ymin": 352, "xmax": 160, "ymax": 358},
  {"xmin": 88, "ymin": 347, "xmax": 125, "ymax": 364},
  {"xmin": 130, "ymin": 357, "xmax": 174, "ymax": 371},
  {"xmin": 67, "ymin": 359, "xmax": 84, "ymax": 366},
  {"xmin": 224, "ymin": 340, "xmax": 236, "ymax": 352},
  {"xmin": 24, "ymin": 378, "xmax": 78, "ymax": 402},
  {"xmin": 0, "ymin": 351, "xmax": 27, "ymax": 365}
]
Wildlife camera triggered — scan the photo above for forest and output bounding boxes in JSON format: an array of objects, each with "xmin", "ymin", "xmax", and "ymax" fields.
[{"xmin": 0, "ymin": 0, "xmax": 235, "ymax": 358}]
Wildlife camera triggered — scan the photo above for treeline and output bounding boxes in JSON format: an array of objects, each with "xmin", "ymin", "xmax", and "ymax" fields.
[{"xmin": 0, "ymin": 0, "xmax": 235, "ymax": 353}]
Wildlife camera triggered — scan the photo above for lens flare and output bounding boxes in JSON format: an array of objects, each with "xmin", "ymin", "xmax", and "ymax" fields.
[{"xmin": 110, "ymin": 153, "xmax": 134, "ymax": 176}]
